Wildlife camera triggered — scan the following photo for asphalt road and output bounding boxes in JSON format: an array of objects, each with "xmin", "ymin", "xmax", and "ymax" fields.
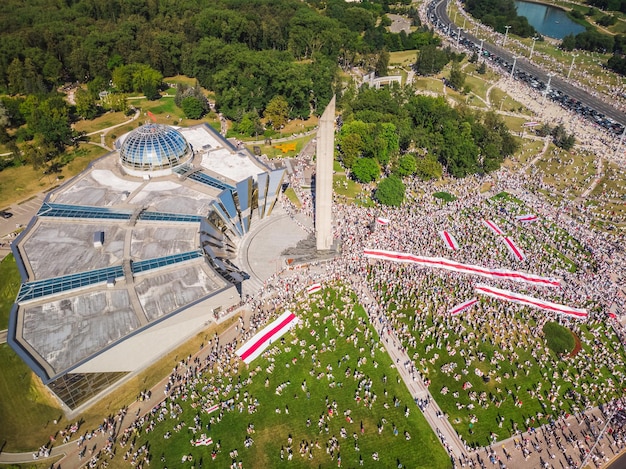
[{"xmin": 431, "ymin": 0, "xmax": 626, "ymax": 127}]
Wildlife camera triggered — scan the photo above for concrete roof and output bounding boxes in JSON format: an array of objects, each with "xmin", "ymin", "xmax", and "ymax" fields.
[{"xmin": 8, "ymin": 124, "xmax": 286, "ymax": 384}]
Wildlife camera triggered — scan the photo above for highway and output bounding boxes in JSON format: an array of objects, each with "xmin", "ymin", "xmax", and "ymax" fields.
[{"xmin": 429, "ymin": 0, "xmax": 626, "ymax": 128}]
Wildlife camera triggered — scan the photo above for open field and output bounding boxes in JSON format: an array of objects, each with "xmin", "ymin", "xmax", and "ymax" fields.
[
  {"xmin": 0, "ymin": 253, "xmax": 20, "ymax": 330},
  {"xmin": 72, "ymin": 111, "xmax": 129, "ymax": 135},
  {"xmin": 532, "ymin": 146, "xmax": 596, "ymax": 196},
  {"xmin": 389, "ymin": 50, "xmax": 418, "ymax": 67},
  {"xmin": 0, "ymin": 143, "xmax": 108, "ymax": 208},
  {"xmin": 509, "ymin": 137, "xmax": 545, "ymax": 168},
  {"xmin": 0, "ymin": 343, "xmax": 63, "ymax": 451},
  {"xmin": 90, "ymin": 286, "xmax": 452, "ymax": 469}
]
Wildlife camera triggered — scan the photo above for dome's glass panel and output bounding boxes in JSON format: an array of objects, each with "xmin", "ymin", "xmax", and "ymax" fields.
[{"xmin": 120, "ymin": 124, "xmax": 190, "ymax": 170}]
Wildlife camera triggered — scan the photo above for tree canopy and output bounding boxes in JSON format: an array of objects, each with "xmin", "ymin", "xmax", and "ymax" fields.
[{"xmin": 339, "ymin": 88, "xmax": 519, "ymax": 179}]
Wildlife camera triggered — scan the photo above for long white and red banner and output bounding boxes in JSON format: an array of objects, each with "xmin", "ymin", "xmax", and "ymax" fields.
[
  {"xmin": 483, "ymin": 219, "xmax": 504, "ymax": 236},
  {"xmin": 475, "ymin": 284, "xmax": 587, "ymax": 319},
  {"xmin": 439, "ymin": 231, "xmax": 460, "ymax": 251},
  {"xmin": 193, "ymin": 436, "xmax": 213, "ymax": 447},
  {"xmin": 502, "ymin": 236, "xmax": 525, "ymax": 262},
  {"xmin": 236, "ymin": 311, "xmax": 298, "ymax": 364},
  {"xmin": 449, "ymin": 298, "xmax": 478, "ymax": 315},
  {"xmin": 363, "ymin": 248, "xmax": 560, "ymax": 287},
  {"xmin": 516, "ymin": 214, "xmax": 538, "ymax": 223}
]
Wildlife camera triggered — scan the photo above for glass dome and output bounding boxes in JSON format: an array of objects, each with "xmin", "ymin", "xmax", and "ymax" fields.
[{"xmin": 120, "ymin": 124, "xmax": 191, "ymax": 171}]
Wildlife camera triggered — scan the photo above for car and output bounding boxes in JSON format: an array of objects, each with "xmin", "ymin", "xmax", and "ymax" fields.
[{"xmin": 0, "ymin": 211, "xmax": 13, "ymax": 219}]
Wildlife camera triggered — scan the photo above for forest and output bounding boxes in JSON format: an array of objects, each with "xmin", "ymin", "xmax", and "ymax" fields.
[
  {"xmin": 337, "ymin": 86, "xmax": 519, "ymax": 194},
  {"xmin": 0, "ymin": 0, "xmax": 437, "ymax": 118}
]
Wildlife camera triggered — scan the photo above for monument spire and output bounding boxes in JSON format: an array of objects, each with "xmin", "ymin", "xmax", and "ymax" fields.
[{"xmin": 315, "ymin": 95, "xmax": 335, "ymax": 251}]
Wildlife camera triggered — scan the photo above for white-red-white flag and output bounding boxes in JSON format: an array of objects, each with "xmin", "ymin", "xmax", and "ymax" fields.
[
  {"xmin": 475, "ymin": 284, "xmax": 587, "ymax": 319},
  {"xmin": 483, "ymin": 219, "xmax": 504, "ymax": 235},
  {"xmin": 376, "ymin": 217, "xmax": 390, "ymax": 226},
  {"xmin": 515, "ymin": 214, "xmax": 538, "ymax": 223},
  {"xmin": 439, "ymin": 230, "xmax": 460, "ymax": 251},
  {"xmin": 236, "ymin": 311, "xmax": 299, "ymax": 364},
  {"xmin": 448, "ymin": 298, "xmax": 478, "ymax": 315},
  {"xmin": 502, "ymin": 237, "xmax": 525, "ymax": 262},
  {"xmin": 307, "ymin": 283, "xmax": 322, "ymax": 294}
]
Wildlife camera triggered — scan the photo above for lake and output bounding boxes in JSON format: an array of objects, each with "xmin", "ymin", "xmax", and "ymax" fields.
[{"xmin": 514, "ymin": 0, "xmax": 586, "ymax": 39}]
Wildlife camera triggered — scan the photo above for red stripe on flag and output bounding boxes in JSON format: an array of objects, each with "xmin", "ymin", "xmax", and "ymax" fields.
[
  {"xmin": 363, "ymin": 249, "xmax": 559, "ymax": 287},
  {"xmin": 449, "ymin": 298, "xmax": 478, "ymax": 315},
  {"xmin": 445, "ymin": 231, "xmax": 458, "ymax": 250},
  {"xmin": 239, "ymin": 313, "xmax": 296, "ymax": 362},
  {"xmin": 503, "ymin": 237, "xmax": 525, "ymax": 261},
  {"xmin": 483, "ymin": 219, "xmax": 503, "ymax": 235},
  {"xmin": 475, "ymin": 285, "xmax": 587, "ymax": 318}
]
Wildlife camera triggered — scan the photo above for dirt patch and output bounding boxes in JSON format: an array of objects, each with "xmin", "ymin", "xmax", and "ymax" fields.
[{"xmin": 567, "ymin": 331, "xmax": 582, "ymax": 358}]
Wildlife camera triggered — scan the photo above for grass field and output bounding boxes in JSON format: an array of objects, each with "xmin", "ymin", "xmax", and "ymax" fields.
[
  {"xmin": 284, "ymin": 187, "xmax": 302, "ymax": 208},
  {"xmin": 72, "ymin": 111, "xmax": 130, "ymax": 135},
  {"xmin": 0, "ymin": 143, "xmax": 108, "ymax": 208},
  {"xmin": 0, "ymin": 343, "xmax": 63, "ymax": 451},
  {"xmin": 533, "ymin": 147, "xmax": 596, "ymax": 196},
  {"xmin": 377, "ymin": 272, "xmax": 626, "ymax": 446},
  {"xmin": 512, "ymin": 138, "xmax": 545, "ymax": 168},
  {"xmin": 389, "ymin": 50, "xmax": 418, "ymax": 67},
  {"xmin": 413, "ymin": 77, "xmax": 445, "ymax": 94},
  {"xmin": 245, "ymin": 134, "xmax": 314, "ymax": 159},
  {"xmin": 0, "ymin": 254, "xmax": 20, "ymax": 330},
  {"xmin": 99, "ymin": 286, "xmax": 452, "ymax": 469}
]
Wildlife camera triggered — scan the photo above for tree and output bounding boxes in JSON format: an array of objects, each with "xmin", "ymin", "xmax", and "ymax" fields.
[
  {"xmin": 561, "ymin": 34, "xmax": 576, "ymax": 51},
  {"xmin": 394, "ymin": 154, "xmax": 417, "ymax": 177},
  {"xmin": 352, "ymin": 157, "xmax": 380, "ymax": 183},
  {"xmin": 375, "ymin": 49, "xmax": 390, "ymax": 77},
  {"xmin": 415, "ymin": 45, "xmax": 450, "ymax": 75},
  {"xmin": 375, "ymin": 175, "xmax": 405, "ymax": 207},
  {"xmin": 448, "ymin": 62, "xmax": 466, "ymax": 91},
  {"xmin": 338, "ymin": 132, "xmax": 364, "ymax": 168},
  {"xmin": 415, "ymin": 154, "xmax": 443, "ymax": 181},
  {"xmin": 74, "ymin": 88, "xmax": 99, "ymax": 120},
  {"xmin": 477, "ymin": 62, "xmax": 487, "ymax": 75},
  {"xmin": 264, "ymin": 95, "xmax": 289, "ymax": 130},
  {"xmin": 181, "ymin": 96, "xmax": 205, "ymax": 119}
]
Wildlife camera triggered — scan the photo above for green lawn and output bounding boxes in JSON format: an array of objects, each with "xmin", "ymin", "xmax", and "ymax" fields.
[
  {"xmin": 512, "ymin": 138, "xmax": 545, "ymax": 168},
  {"xmin": 378, "ymin": 272, "xmax": 626, "ymax": 447},
  {"xmin": 0, "ymin": 254, "xmax": 20, "ymax": 330},
  {"xmin": 244, "ymin": 134, "xmax": 314, "ymax": 159},
  {"xmin": 413, "ymin": 77, "xmax": 444, "ymax": 94},
  {"xmin": 0, "ymin": 343, "xmax": 63, "ymax": 451},
  {"xmin": 73, "ymin": 111, "xmax": 130, "ymax": 135},
  {"xmin": 533, "ymin": 147, "xmax": 596, "ymax": 196},
  {"xmin": 0, "ymin": 143, "xmax": 108, "ymax": 208},
  {"xmin": 433, "ymin": 191, "xmax": 457, "ymax": 203},
  {"xmin": 389, "ymin": 49, "xmax": 418, "ymax": 67},
  {"xmin": 284, "ymin": 187, "xmax": 302, "ymax": 208},
  {"xmin": 103, "ymin": 287, "xmax": 452, "ymax": 469}
]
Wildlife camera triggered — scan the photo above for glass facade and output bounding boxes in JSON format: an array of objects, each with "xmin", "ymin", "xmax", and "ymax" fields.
[
  {"xmin": 48, "ymin": 371, "xmax": 128, "ymax": 409},
  {"xmin": 120, "ymin": 124, "xmax": 191, "ymax": 171}
]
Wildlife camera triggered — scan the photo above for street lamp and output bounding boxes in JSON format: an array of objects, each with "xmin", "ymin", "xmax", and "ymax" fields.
[
  {"xmin": 454, "ymin": 10, "xmax": 458, "ymax": 24},
  {"xmin": 510, "ymin": 56, "xmax": 518, "ymax": 79},
  {"xmin": 479, "ymin": 39, "xmax": 484, "ymax": 56},
  {"xmin": 567, "ymin": 53, "xmax": 579, "ymax": 79},
  {"xmin": 463, "ymin": 17, "xmax": 466, "ymax": 30},
  {"xmin": 529, "ymin": 36, "xmax": 539, "ymax": 59},
  {"xmin": 543, "ymin": 72, "xmax": 554, "ymax": 104},
  {"xmin": 503, "ymin": 25, "xmax": 511, "ymax": 47},
  {"xmin": 456, "ymin": 27, "xmax": 462, "ymax": 49}
]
